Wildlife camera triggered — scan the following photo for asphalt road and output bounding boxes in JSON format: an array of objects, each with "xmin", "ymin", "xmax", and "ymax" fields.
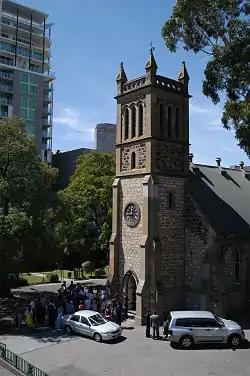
[{"xmin": 1, "ymin": 322, "xmax": 250, "ymax": 376}]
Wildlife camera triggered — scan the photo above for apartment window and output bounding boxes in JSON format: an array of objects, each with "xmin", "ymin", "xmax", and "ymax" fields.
[
  {"xmin": 20, "ymin": 108, "xmax": 27, "ymax": 119},
  {"xmin": 26, "ymin": 123, "xmax": 35, "ymax": 137},
  {"xmin": 20, "ymin": 83, "xmax": 28, "ymax": 93},
  {"xmin": 27, "ymin": 110, "xmax": 35, "ymax": 121},
  {"xmin": 21, "ymin": 97, "xmax": 28, "ymax": 108},
  {"xmin": 21, "ymin": 73, "xmax": 28, "ymax": 83},
  {"xmin": 29, "ymin": 86, "xmax": 37, "ymax": 94},
  {"xmin": 29, "ymin": 98, "xmax": 36, "ymax": 109},
  {"xmin": 30, "ymin": 76, "xmax": 38, "ymax": 85}
]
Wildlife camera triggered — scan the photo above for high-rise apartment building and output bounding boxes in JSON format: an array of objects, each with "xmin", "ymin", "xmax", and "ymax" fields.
[
  {"xmin": 0, "ymin": 0, "xmax": 54, "ymax": 162},
  {"xmin": 95, "ymin": 123, "xmax": 116, "ymax": 152}
]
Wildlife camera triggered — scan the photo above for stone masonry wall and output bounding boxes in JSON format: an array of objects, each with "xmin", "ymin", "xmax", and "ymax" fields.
[
  {"xmin": 121, "ymin": 142, "xmax": 146, "ymax": 172},
  {"xmin": 185, "ymin": 194, "xmax": 212, "ymax": 309},
  {"xmin": 119, "ymin": 176, "xmax": 144, "ymax": 280},
  {"xmin": 157, "ymin": 175, "xmax": 186, "ymax": 311}
]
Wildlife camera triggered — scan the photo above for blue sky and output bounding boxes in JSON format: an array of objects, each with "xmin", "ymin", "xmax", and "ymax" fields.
[{"xmin": 22, "ymin": 0, "xmax": 249, "ymax": 167}]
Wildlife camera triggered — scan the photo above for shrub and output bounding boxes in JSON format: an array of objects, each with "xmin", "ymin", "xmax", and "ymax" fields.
[
  {"xmin": 47, "ymin": 273, "xmax": 59, "ymax": 283},
  {"xmin": 94, "ymin": 268, "xmax": 106, "ymax": 277},
  {"xmin": 81, "ymin": 261, "xmax": 94, "ymax": 275}
]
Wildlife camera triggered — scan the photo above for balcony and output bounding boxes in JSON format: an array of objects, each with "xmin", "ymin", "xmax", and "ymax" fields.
[
  {"xmin": 0, "ymin": 58, "xmax": 13, "ymax": 66},
  {"xmin": 0, "ymin": 111, "xmax": 8, "ymax": 117},
  {"xmin": 42, "ymin": 118, "xmax": 52, "ymax": 127},
  {"xmin": 0, "ymin": 97, "xmax": 10, "ymax": 105},
  {"xmin": 43, "ymin": 106, "xmax": 52, "ymax": 115},
  {"xmin": 43, "ymin": 93, "xmax": 52, "ymax": 102},
  {"xmin": 0, "ymin": 84, "xmax": 13, "ymax": 92},
  {"xmin": 42, "ymin": 130, "xmax": 52, "ymax": 139},
  {"xmin": 0, "ymin": 71, "xmax": 13, "ymax": 80}
]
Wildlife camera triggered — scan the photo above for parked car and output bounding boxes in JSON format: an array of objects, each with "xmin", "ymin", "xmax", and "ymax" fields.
[
  {"xmin": 61, "ymin": 310, "xmax": 122, "ymax": 342},
  {"xmin": 166, "ymin": 310, "xmax": 245, "ymax": 349}
]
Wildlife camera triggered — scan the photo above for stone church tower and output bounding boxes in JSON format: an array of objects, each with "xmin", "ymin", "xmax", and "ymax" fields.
[{"xmin": 109, "ymin": 48, "xmax": 191, "ymax": 324}]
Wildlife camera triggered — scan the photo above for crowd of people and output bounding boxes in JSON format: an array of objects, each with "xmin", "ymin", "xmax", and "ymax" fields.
[{"xmin": 16, "ymin": 280, "xmax": 130, "ymax": 330}]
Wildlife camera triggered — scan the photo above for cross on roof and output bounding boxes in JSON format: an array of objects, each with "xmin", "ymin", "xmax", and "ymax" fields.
[{"xmin": 149, "ymin": 41, "xmax": 155, "ymax": 51}]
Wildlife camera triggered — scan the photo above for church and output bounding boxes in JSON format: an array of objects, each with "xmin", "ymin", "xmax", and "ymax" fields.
[{"xmin": 108, "ymin": 48, "xmax": 250, "ymax": 325}]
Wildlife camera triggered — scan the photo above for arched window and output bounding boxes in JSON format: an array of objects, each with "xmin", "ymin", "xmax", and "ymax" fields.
[
  {"xmin": 124, "ymin": 108, "xmax": 129, "ymax": 140},
  {"xmin": 131, "ymin": 151, "xmax": 136, "ymax": 169},
  {"xmin": 131, "ymin": 106, "xmax": 136, "ymax": 138},
  {"xmin": 235, "ymin": 248, "xmax": 240, "ymax": 281},
  {"xmin": 159, "ymin": 104, "xmax": 165, "ymax": 136},
  {"xmin": 167, "ymin": 106, "xmax": 172, "ymax": 137},
  {"xmin": 138, "ymin": 104, "xmax": 143, "ymax": 136},
  {"xmin": 175, "ymin": 108, "xmax": 180, "ymax": 139}
]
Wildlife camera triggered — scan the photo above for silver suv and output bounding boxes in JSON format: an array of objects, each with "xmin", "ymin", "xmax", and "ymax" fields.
[{"xmin": 166, "ymin": 310, "xmax": 245, "ymax": 349}]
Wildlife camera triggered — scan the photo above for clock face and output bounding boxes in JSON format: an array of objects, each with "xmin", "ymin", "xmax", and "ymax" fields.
[{"xmin": 124, "ymin": 202, "xmax": 140, "ymax": 227}]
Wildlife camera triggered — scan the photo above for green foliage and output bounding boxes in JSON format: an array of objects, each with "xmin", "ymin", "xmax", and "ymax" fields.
[
  {"xmin": 0, "ymin": 117, "xmax": 61, "ymax": 284},
  {"xmin": 58, "ymin": 151, "xmax": 115, "ymax": 268},
  {"xmin": 82, "ymin": 261, "xmax": 94, "ymax": 274},
  {"xmin": 162, "ymin": 0, "xmax": 250, "ymax": 156},
  {"xmin": 47, "ymin": 272, "xmax": 60, "ymax": 283}
]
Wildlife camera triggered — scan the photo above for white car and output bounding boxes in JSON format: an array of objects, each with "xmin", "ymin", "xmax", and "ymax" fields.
[{"xmin": 61, "ymin": 310, "xmax": 122, "ymax": 342}]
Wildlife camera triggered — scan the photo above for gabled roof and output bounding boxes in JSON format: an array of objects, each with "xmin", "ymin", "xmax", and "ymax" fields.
[{"xmin": 189, "ymin": 164, "xmax": 250, "ymax": 237}]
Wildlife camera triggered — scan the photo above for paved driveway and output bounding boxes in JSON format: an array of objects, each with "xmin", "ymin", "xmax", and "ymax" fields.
[
  {"xmin": 0, "ymin": 365, "xmax": 14, "ymax": 375},
  {"xmin": 1, "ymin": 324, "xmax": 250, "ymax": 376}
]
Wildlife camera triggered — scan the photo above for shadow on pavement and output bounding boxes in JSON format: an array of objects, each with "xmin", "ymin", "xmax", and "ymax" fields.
[
  {"xmin": 100, "ymin": 335, "xmax": 127, "ymax": 345},
  {"xmin": 170, "ymin": 339, "xmax": 250, "ymax": 351},
  {"xmin": 122, "ymin": 326, "xmax": 135, "ymax": 330}
]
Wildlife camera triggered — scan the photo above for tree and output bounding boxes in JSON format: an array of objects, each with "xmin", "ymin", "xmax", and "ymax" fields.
[
  {"xmin": 61, "ymin": 151, "xmax": 115, "ymax": 267},
  {"xmin": 162, "ymin": 0, "xmax": 250, "ymax": 156},
  {"xmin": 0, "ymin": 117, "xmax": 60, "ymax": 287}
]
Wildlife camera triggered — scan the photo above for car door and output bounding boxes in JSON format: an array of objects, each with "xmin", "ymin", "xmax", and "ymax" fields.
[
  {"xmin": 202, "ymin": 318, "xmax": 225, "ymax": 342},
  {"xmin": 184, "ymin": 318, "xmax": 208, "ymax": 342},
  {"xmin": 80, "ymin": 316, "xmax": 91, "ymax": 337},
  {"xmin": 69, "ymin": 314, "xmax": 81, "ymax": 333}
]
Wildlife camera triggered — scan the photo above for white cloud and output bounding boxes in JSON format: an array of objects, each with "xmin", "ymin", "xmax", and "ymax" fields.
[
  {"xmin": 190, "ymin": 99, "xmax": 224, "ymax": 132},
  {"xmin": 53, "ymin": 104, "xmax": 99, "ymax": 141}
]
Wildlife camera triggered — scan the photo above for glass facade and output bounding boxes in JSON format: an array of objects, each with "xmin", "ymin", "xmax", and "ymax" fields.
[
  {"xmin": 20, "ymin": 73, "xmax": 37, "ymax": 136},
  {"xmin": 0, "ymin": 41, "xmax": 44, "ymax": 61}
]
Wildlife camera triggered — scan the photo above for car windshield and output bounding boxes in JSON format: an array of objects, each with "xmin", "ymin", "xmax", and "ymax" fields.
[
  {"xmin": 89, "ymin": 314, "xmax": 107, "ymax": 326},
  {"xmin": 214, "ymin": 314, "xmax": 225, "ymax": 326}
]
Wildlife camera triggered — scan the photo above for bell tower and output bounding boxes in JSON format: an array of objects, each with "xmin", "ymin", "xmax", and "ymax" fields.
[{"xmin": 109, "ymin": 49, "xmax": 191, "ymax": 324}]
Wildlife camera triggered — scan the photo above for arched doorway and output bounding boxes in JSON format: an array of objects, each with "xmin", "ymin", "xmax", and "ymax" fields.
[{"xmin": 123, "ymin": 272, "xmax": 137, "ymax": 310}]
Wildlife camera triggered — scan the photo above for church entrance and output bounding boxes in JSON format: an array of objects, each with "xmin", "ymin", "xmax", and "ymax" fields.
[{"xmin": 123, "ymin": 272, "xmax": 137, "ymax": 310}]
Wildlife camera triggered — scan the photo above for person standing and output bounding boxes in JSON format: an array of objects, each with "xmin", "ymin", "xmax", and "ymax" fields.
[
  {"xmin": 145, "ymin": 310, "xmax": 151, "ymax": 338},
  {"xmin": 150, "ymin": 311, "xmax": 160, "ymax": 340}
]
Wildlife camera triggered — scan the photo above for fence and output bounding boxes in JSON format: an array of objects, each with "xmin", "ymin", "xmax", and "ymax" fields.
[{"xmin": 0, "ymin": 342, "xmax": 49, "ymax": 376}]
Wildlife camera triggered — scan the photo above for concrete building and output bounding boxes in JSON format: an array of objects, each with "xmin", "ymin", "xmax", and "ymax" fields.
[
  {"xmin": 108, "ymin": 50, "xmax": 250, "ymax": 324},
  {"xmin": 0, "ymin": 0, "xmax": 54, "ymax": 162},
  {"xmin": 52, "ymin": 148, "xmax": 91, "ymax": 190},
  {"xmin": 95, "ymin": 122, "xmax": 116, "ymax": 153}
]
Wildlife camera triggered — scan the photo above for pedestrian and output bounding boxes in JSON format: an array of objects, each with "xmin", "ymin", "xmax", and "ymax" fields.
[
  {"xmin": 145, "ymin": 309, "xmax": 151, "ymax": 338},
  {"xmin": 114, "ymin": 303, "xmax": 122, "ymax": 326},
  {"xmin": 78, "ymin": 300, "xmax": 84, "ymax": 311},
  {"xmin": 150, "ymin": 311, "xmax": 160, "ymax": 340},
  {"xmin": 163, "ymin": 317, "xmax": 169, "ymax": 339},
  {"xmin": 66, "ymin": 300, "xmax": 75, "ymax": 314},
  {"xmin": 47, "ymin": 300, "xmax": 56, "ymax": 328},
  {"xmin": 25, "ymin": 306, "xmax": 34, "ymax": 328},
  {"xmin": 55, "ymin": 306, "xmax": 64, "ymax": 330}
]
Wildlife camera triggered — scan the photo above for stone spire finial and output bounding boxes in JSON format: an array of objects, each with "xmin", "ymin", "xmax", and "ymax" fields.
[
  {"xmin": 116, "ymin": 62, "xmax": 127, "ymax": 83},
  {"xmin": 178, "ymin": 61, "xmax": 190, "ymax": 86},
  {"xmin": 116, "ymin": 62, "xmax": 127, "ymax": 95},
  {"xmin": 216, "ymin": 157, "xmax": 221, "ymax": 167},
  {"xmin": 239, "ymin": 161, "xmax": 244, "ymax": 170},
  {"xmin": 145, "ymin": 44, "xmax": 157, "ymax": 84}
]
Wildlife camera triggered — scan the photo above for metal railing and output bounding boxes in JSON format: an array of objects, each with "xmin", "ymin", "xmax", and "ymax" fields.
[{"xmin": 0, "ymin": 342, "xmax": 49, "ymax": 376}]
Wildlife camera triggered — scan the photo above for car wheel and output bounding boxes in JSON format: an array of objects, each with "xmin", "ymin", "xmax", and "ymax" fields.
[
  {"xmin": 179, "ymin": 335, "xmax": 194, "ymax": 349},
  {"xmin": 65, "ymin": 325, "xmax": 72, "ymax": 335},
  {"xmin": 93, "ymin": 333, "xmax": 102, "ymax": 342},
  {"xmin": 228, "ymin": 334, "xmax": 241, "ymax": 348}
]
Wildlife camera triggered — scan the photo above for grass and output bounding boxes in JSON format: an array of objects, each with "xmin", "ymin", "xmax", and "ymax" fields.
[{"xmin": 21, "ymin": 274, "xmax": 45, "ymax": 285}]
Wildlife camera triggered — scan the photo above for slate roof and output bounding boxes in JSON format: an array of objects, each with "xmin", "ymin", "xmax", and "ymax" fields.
[{"xmin": 189, "ymin": 164, "xmax": 250, "ymax": 237}]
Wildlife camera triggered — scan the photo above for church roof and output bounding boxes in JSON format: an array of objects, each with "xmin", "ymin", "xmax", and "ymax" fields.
[{"xmin": 189, "ymin": 164, "xmax": 250, "ymax": 237}]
